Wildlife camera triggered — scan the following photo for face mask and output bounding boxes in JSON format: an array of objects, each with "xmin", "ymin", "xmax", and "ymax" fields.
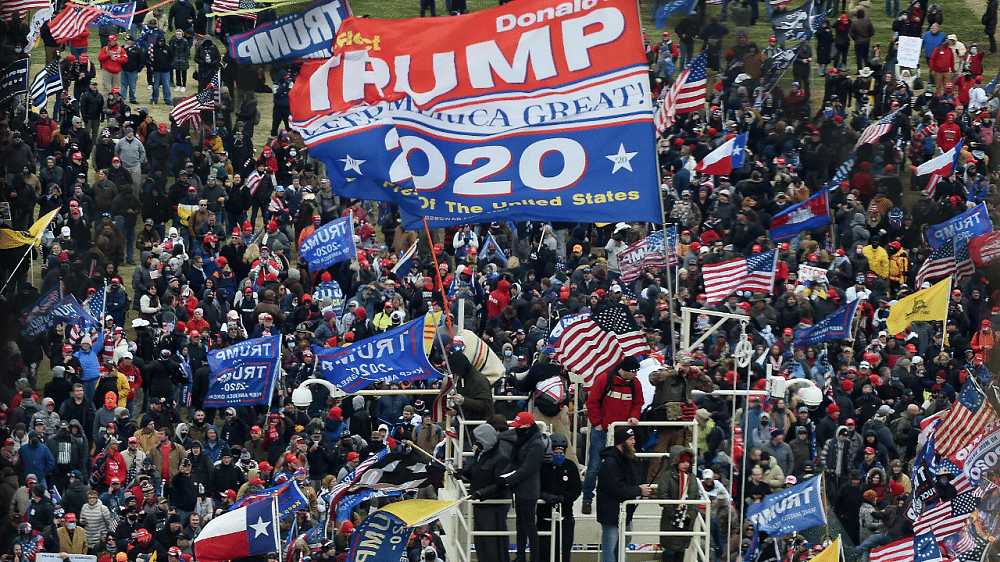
[
  {"xmin": 15, "ymin": 48, "xmax": 21, "ymax": 53},
  {"xmin": 856, "ymin": 247, "xmax": 863, "ymax": 255},
  {"xmin": 503, "ymin": 350, "xmax": 512, "ymax": 357},
  {"xmin": 67, "ymin": 523, "xmax": 76, "ymax": 530},
  {"xmin": 551, "ymin": 454, "xmax": 566, "ymax": 466}
]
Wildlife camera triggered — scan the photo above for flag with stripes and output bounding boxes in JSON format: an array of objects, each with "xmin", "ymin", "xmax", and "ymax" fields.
[
  {"xmin": 935, "ymin": 381, "xmax": 998, "ymax": 457},
  {"xmin": 665, "ymin": 224, "xmax": 678, "ymax": 267},
  {"xmin": 1, "ymin": 0, "xmax": 51, "ymax": 22},
  {"xmin": 619, "ymin": 230, "xmax": 666, "ymax": 282},
  {"xmin": 171, "ymin": 86, "xmax": 216, "ymax": 127},
  {"xmin": 593, "ymin": 303, "xmax": 650, "ymax": 358},
  {"xmin": 245, "ymin": 170, "xmax": 263, "ymax": 197},
  {"xmin": 49, "ymin": 3, "xmax": 103, "ymax": 43},
  {"xmin": 856, "ymin": 107, "xmax": 902, "ymax": 148},
  {"xmin": 654, "ymin": 52, "xmax": 706, "ymax": 134},
  {"xmin": 29, "ymin": 58, "xmax": 61, "ymax": 110},
  {"xmin": 826, "ymin": 152, "xmax": 857, "ymax": 191},
  {"xmin": 913, "ymin": 491, "xmax": 978, "ymax": 538},
  {"xmin": 956, "ymin": 242, "xmax": 975, "ymax": 285},
  {"xmin": 82, "ymin": 285, "xmax": 106, "ymax": 325},
  {"xmin": 191, "ymin": 73, "xmax": 222, "ymax": 129},
  {"xmin": 810, "ymin": 10, "xmax": 828, "ymax": 32},
  {"xmin": 916, "ymin": 238, "xmax": 958, "ymax": 287},
  {"xmin": 550, "ymin": 305, "xmax": 648, "ymax": 388},
  {"xmin": 873, "ymin": 534, "xmax": 942, "ymax": 562},
  {"xmin": 972, "ymin": 479, "xmax": 997, "ymax": 499},
  {"xmin": 390, "ymin": 242, "xmax": 418, "ymax": 277},
  {"xmin": 212, "ymin": 0, "xmax": 257, "ymax": 21},
  {"xmin": 702, "ymin": 250, "xmax": 778, "ymax": 305},
  {"xmin": 924, "ymin": 173, "xmax": 944, "ymax": 198}
]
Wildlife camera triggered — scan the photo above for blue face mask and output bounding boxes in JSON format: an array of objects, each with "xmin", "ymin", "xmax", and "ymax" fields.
[{"xmin": 551, "ymin": 454, "xmax": 566, "ymax": 466}]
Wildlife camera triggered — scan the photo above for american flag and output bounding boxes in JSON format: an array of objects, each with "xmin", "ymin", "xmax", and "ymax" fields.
[
  {"xmin": 913, "ymin": 491, "xmax": 978, "ymax": 538},
  {"xmin": 810, "ymin": 11, "xmax": 828, "ymax": 33},
  {"xmin": 191, "ymin": 73, "xmax": 222, "ymax": 129},
  {"xmin": 619, "ymin": 230, "xmax": 666, "ymax": 282},
  {"xmin": 29, "ymin": 58, "xmax": 61, "ymax": 110},
  {"xmin": 211, "ymin": 0, "xmax": 257, "ymax": 21},
  {"xmin": 654, "ymin": 52, "xmax": 706, "ymax": 134},
  {"xmin": 916, "ymin": 237, "xmax": 958, "ymax": 287},
  {"xmin": 702, "ymin": 250, "xmax": 778, "ymax": 305},
  {"xmin": 1, "ymin": 0, "xmax": 51, "ymax": 21},
  {"xmin": 171, "ymin": 85, "xmax": 216, "ymax": 127},
  {"xmin": 82, "ymin": 285, "xmax": 106, "ymax": 324},
  {"xmin": 49, "ymin": 3, "xmax": 103, "ymax": 43},
  {"xmin": 956, "ymin": 242, "xmax": 975, "ymax": 285},
  {"xmin": 924, "ymin": 173, "xmax": 944, "ymax": 198},
  {"xmin": 956, "ymin": 533, "xmax": 988, "ymax": 562},
  {"xmin": 873, "ymin": 534, "xmax": 944, "ymax": 562},
  {"xmin": 246, "ymin": 169, "xmax": 263, "ymax": 197},
  {"xmin": 856, "ymin": 107, "xmax": 903, "ymax": 148},
  {"xmin": 935, "ymin": 381, "xmax": 998, "ymax": 457},
  {"xmin": 665, "ymin": 225, "xmax": 678, "ymax": 267},
  {"xmin": 972, "ymin": 479, "xmax": 997, "ymax": 499},
  {"xmin": 550, "ymin": 305, "xmax": 649, "ymax": 388}
]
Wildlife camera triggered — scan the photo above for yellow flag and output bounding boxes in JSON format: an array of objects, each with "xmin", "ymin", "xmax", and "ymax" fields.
[
  {"xmin": 0, "ymin": 207, "xmax": 61, "ymax": 250},
  {"xmin": 377, "ymin": 499, "xmax": 463, "ymax": 527},
  {"xmin": 810, "ymin": 537, "xmax": 840, "ymax": 562},
  {"xmin": 886, "ymin": 277, "xmax": 951, "ymax": 335}
]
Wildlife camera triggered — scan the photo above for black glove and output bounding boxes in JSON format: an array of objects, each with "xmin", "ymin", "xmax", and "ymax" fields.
[{"xmin": 541, "ymin": 493, "xmax": 564, "ymax": 505}]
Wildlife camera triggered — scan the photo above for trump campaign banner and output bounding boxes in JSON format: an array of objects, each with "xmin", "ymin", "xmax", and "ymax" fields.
[
  {"xmin": 747, "ymin": 476, "xmax": 826, "ymax": 536},
  {"xmin": 794, "ymin": 298, "xmax": 860, "ymax": 346},
  {"xmin": 230, "ymin": 480, "xmax": 309, "ymax": 520},
  {"xmin": 963, "ymin": 420, "xmax": 1000, "ymax": 486},
  {"xmin": 926, "ymin": 202, "xmax": 993, "ymax": 250},
  {"xmin": 204, "ymin": 335, "xmax": 282, "ymax": 407},
  {"xmin": 312, "ymin": 280, "xmax": 345, "ymax": 317},
  {"xmin": 228, "ymin": 0, "xmax": 349, "ymax": 65},
  {"xmin": 299, "ymin": 216, "xmax": 356, "ymax": 272},
  {"xmin": 88, "ymin": 2, "xmax": 136, "ymax": 30},
  {"xmin": 967, "ymin": 231, "xmax": 1000, "ymax": 267},
  {"xmin": 312, "ymin": 314, "xmax": 440, "ymax": 392},
  {"xmin": 289, "ymin": 0, "xmax": 660, "ymax": 228},
  {"xmin": 19, "ymin": 285, "xmax": 62, "ymax": 341}
]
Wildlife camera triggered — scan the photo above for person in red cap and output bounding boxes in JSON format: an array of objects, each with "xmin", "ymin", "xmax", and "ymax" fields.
[
  {"xmin": 971, "ymin": 318, "xmax": 995, "ymax": 363},
  {"xmin": 497, "ymin": 411, "xmax": 545, "ymax": 562},
  {"xmin": 97, "ymin": 34, "xmax": 128, "ymax": 95}
]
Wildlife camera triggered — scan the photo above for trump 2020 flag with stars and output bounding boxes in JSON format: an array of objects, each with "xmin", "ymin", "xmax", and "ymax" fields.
[
  {"xmin": 769, "ymin": 190, "xmax": 830, "ymax": 241},
  {"xmin": 794, "ymin": 297, "xmax": 860, "ymax": 346},
  {"xmin": 925, "ymin": 202, "xmax": 993, "ymax": 250},
  {"xmin": 747, "ymin": 475, "xmax": 826, "ymax": 536},
  {"xmin": 88, "ymin": 2, "xmax": 136, "ymax": 30},
  {"xmin": 195, "ymin": 496, "xmax": 280, "ymax": 562},
  {"xmin": 695, "ymin": 132, "xmax": 747, "ymax": 175},
  {"xmin": 203, "ymin": 335, "xmax": 282, "ymax": 407},
  {"xmin": 300, "ymin": 216, "xmax": 356, "ymax": 272},
  {"xmin": 289, "ymin": 0, "xmax": 660, "ymax": 229}
]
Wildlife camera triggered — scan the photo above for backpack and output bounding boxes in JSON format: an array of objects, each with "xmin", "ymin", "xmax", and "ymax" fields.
[{"xmin": 534, "ymin": 374, "xmax": 569, "ymax": 417}]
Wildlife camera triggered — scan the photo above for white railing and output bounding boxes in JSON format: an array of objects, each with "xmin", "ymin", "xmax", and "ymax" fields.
[{"xmin": 618, "ymin": 493, "xmax": 712, "ymax": 562}]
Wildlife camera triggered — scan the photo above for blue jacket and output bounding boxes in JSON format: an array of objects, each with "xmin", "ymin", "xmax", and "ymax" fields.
[
  {"xmin": 20, "ymin": 441, "xmax": 55, "ymax": 483},
  {"xmin": 203, "ymin": 425, "xmax": 227, "ymax": 462},
  {"xmin": 74, "ymin": 333, "xmax": 104, "ymax": 382}
]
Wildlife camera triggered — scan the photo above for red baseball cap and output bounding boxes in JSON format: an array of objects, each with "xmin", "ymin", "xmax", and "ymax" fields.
[{"xmin": 509, "ymin": 412, "xmax": 536, "ymax": 428}]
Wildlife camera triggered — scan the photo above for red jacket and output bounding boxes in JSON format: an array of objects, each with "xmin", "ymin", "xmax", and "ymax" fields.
[
  {"xmin": 929, "ymin": 45, "xmax": 954, "ymax": 72},
  {"xmin": 102, "ymin": 450, "xmax": 127, "ymax": 485},
  {"xmin": 98, "ymin": 45, "xmax": 128, "ymax": 74},
  {"xmin": 585, "ymin": 371, "xmax": 643, "ymax": 430},
  {"xmin": 937, "ymin": 122, "xmax": 961, "ymax": 152}
]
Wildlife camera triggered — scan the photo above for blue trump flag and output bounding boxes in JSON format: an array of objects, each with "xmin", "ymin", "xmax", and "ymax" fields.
[
  {"xmin": 348, "ymin": 510, "xmax": 410, "ymax": 562},
  {"xmin": 769, "ymin": 190, "xmax": 830, "ymax": 242},
  {"xmin": 230, "ymin": 480, "xmax": 308, "ymax": 520},
  {"xmin": 228, "ymin": 0, "xmax": 348, "ymax": 65},
  {"xmin": 204, "ymin": 335, "xmax": 282, "ymax": 407},
  {"xmin": 300, "ymin": 216, "xmax": 356, "ymax": 272},
  {"xmin": 747, "ymin": 475, "xmax": 826, "ymax": 536},
  {"xmin": 312, "ymin": 315, "xmax": 440, "ymax": 392},
  {"xmin": 655, "ymin": 0, "xmax": 698, "ymax": 28},
  {"xmin": 312, "ymin": 280, "xmax": 345, "ymax": 317},
  {"xmin": 49, "ymin": 296, "xmax": 102, "ymax": 333},
  {"xmin": 794, "ymin": 298, "xmax": 861, "ymax": 346},
  {"xmin": 926, "ymin": 202, "xmax": 993, "ymax": 250},
  {"xmin": 89, "ymin": 2, "xmax": 136, "ymax": 30},
  {"xmin": 19, "ymin": 285, "xmax": 62, "ymax": 341}
]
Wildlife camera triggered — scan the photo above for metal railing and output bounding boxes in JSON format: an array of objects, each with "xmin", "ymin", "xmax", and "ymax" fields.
[{"xmin": 618, "ymin": 493, "xmax": 712, "ymax": 562}]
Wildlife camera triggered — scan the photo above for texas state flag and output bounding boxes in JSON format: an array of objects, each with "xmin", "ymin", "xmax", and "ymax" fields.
[
  {"xmin": 695, "ymin": 132, "xmax": 747, "ymax": 175},
  {"xmin": 915, "ymin": 139, "xmax": 962, "ymax": 176},
  {"xmin": 769, "ymin": 190, "xmax": 830, "ymax": 241},
  {"xmin": 194, "ymin": 497, "xmax": 280, "ymax": 562}
]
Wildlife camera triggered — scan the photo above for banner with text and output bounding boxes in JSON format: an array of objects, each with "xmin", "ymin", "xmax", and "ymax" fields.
[
  {"xmin": 289, "ymin": 0, "xmax": 660, "ymax": 228},
  {"xmin": 312, "ymin": 280, "xmax": 345, "ymax": 317},
  {"xmin": 962, "ymin": 420, "xmax": 1000, "ymax": 486},
  {"xmin": 926, "ymin": 203, "xmax": 993, "ymax": 250},
  {"xmin": 19, "ymin": 285, "xmax": 63, "ymax": 341},
  {"xmin": 747, "ymin": 475, "xmax": 826, "ymax": 536},
  {"xmin": 204, "ymin": 335, "xmax": 282, "ymax": 407},
  {"xmin": 312, "ymin": 314, "xmax": 440, "ymax": 392},
  {"xmin": 967, "ymin": 230, "xmax": 1000, "ymax": 267},
  {"xmin": 300, "ymin": 216, "xmax": 356, "ymax": 272},
  {"xmin": 228, "ymin": 0, "xmax": 348, "ymax": 65}
]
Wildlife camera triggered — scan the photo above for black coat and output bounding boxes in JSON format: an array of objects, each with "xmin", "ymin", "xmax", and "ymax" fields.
[
  {"xmin": 501, "ymin": 425, "xmax": 544, "ymax": 500},
  {"xmin": 595, "ymin": 445, "xmax": 643, "ymax": 526}
]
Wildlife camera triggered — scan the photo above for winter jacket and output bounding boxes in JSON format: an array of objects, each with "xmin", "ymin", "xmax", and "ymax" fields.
[
  {"xmin": 585, "ymin": 370, "xmax": 643, "ymax": 430},
  {"xmin": 500, "ymin": 425, "xmax": 544, "ymax": 500},
  {"xmin": 595, "ymin": 445, "xmax": 643, "ymax": 526},
  {"xmin": 98, "ymin": 45, "xmax": 128, "ymax": 74},
  {"xmin": 657, "ymin": 446, "xmax": 699, "ymax": 553}
]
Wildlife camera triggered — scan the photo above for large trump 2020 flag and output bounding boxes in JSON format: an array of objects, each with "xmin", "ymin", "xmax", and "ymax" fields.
[
  {"xmin": 289, "ymin": 0, "xmax": 660, "ymax": 228},
  {"xmin": 194, "ymin": 497, "xmax": 280, "ymax": 562}
]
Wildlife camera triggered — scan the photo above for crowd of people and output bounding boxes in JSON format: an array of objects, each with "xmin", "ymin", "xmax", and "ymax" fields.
[{"xmin": 1, "ymin": 0, "xmax": 1000, "ymax": 562}]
